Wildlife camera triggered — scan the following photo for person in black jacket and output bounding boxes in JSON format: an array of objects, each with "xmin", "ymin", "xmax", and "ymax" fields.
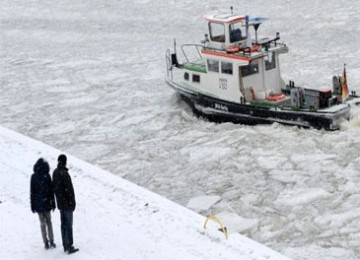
[
  {"xmin": 53, "ymin": 154, "xmax": 79, "ymax": 254},
  {"xmin": 30, "ymin": 158, "xmax": 56, "ymax": 249}
]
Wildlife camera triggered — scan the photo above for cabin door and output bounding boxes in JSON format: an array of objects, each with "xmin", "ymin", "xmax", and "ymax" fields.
[
  {"xmin": 263, "ymin": 52, "xmax": 279, "ymax": 93},
  {"xmin": 239, "ymin": 67, "xmax": 245, "ymax": 102}
]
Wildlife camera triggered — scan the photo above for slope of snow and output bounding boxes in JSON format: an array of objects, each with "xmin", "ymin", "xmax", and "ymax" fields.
[{"xmin": 0, "ymin": 126, "xmax": 291, "ymax": 260}]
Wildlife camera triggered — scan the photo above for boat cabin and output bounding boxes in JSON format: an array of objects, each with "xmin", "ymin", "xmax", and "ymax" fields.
[
  {"xmin": 181, "ymin": 12, "xmax": 289, "ymax": 104},
  {"xmin": 205, "ymin": 13, "xmax": 249, "ymax": 50}
]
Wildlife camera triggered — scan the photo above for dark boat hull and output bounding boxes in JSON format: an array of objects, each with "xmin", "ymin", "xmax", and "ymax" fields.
[{"xmin": 166, "ymin": 79, "xmax": 350, "ymax": 130}]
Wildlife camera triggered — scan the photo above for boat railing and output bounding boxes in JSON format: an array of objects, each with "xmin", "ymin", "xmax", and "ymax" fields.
[
  {"xmin": 166, "ymin": 44, "xmax": 205, "ymax": 80},
  {"xmin": 181, "ymin": 44, "xmax": 204, "ymax": 63},
  {"xmin": 165, "ymin": 49, "xmax": 172, "ymax": 78},
  {"xmin": 264, "ymin": 41, "xmax": 288, "ymax": 53}
]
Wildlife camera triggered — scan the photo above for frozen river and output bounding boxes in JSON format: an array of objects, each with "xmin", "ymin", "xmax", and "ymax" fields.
[{"xmin": 1, "ymin": 0, "xmax": 360, "ymax": 259}]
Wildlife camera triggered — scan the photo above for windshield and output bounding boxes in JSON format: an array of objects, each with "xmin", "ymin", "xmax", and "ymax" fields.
[{"xmin": 229, "ymin": 22, "xmax": 245, "ymax": 43}]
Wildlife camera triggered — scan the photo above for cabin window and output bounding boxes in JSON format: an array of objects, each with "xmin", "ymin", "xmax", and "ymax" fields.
[
  {"xmin": 229, "ymin": 22, "xmax": 245, "ymax": 43},
  {"xmin": 240, "ymin": 62, "xmax": 259, "ymax": 77},
  {"xmin": 265, "ymin": 52, "xmax": 276, "ymax": 71},
  {"xmin": 209, "ymin": 23, "xmax": 225, "ymax": 43},
  {"xmin": 221, "ymin": 62, "xmax": 233, "ymax": 75},
  {"xmin": 192, "ymin": 74, "xmax": 200, "ymax": 83},
  {"xmin": 184, "ymin": 72, "xmax": 189, "ymax": 80},
  {"xmin": 207, "ymin": 59, "xmax": 219, "ymax": 72}
]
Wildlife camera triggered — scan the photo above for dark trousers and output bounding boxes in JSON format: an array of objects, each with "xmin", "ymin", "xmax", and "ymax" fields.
[{"xmin": 60, "ymin": 210, "xmax": 73, "ymax": 251}]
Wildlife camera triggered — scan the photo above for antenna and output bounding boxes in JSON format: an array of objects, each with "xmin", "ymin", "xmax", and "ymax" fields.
[
  {"xmin": 173, "ymin": 38, "xmax": 177, "ymax": 54},
  {"xmin": 245, "ymin": 16, "xmax": 250, "ymax": 47}
]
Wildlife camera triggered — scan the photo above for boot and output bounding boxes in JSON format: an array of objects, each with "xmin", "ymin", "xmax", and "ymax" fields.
[
  {"xmin": 50, "ymin": 242, "xmax": 56, "ymax": 248},
  {"xmin": 67, "ymin": 246, "xmax": 79, "ymax": 254},
  {"xmin": 44, "ymin": 242, "xmax": 49, "ymax": 250}
]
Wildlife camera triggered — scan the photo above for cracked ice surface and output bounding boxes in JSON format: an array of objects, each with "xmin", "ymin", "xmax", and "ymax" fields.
[{"xmin": 1, "ymin": 0, "xmax": 360, "ymax": 259}]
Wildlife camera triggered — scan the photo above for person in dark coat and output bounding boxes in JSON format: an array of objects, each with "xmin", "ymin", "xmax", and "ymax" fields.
[
  {"xmin": 30, "ymin": 158, "xmax": 56, "ymax": 249},
  {"xmin": 53, "ymin": 154, "xmax": 79, "ymax": 254}
]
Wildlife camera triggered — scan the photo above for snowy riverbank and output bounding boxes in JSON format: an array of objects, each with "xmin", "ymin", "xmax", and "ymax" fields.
[{"xmin": 0, "ymin": 126, "xmax": 291, "ymax": 260}]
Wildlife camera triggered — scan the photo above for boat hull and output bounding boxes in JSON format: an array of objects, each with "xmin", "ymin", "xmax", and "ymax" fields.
[{"xmin": 166, "ymin": 79, "xmax": 350, "ymax": 130}]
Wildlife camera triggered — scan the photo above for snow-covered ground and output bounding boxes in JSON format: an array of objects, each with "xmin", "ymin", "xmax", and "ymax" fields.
[
  {"xmin": 1, "ymin": 0, "xmax": 360, "ymax": 259},
  {"xmin": 0, "ymin": 126, "xmax": 292, "ymax": 260}
]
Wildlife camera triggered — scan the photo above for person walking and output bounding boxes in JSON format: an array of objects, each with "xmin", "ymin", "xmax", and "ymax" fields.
[
  {"xmin": 30, "ymin": 158, "xmax": 56, "ymax": 250},
  {"xmin": 52, "ymin": 154, "xmax": 79, "ymax": 254}
]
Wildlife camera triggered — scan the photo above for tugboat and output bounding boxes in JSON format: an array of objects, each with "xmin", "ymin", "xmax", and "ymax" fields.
[{"xmin": 165, "ymin": 7, "xmax": 360, "ymax": 130}]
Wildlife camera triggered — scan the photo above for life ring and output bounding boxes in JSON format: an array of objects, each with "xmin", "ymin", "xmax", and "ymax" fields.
[
  {"xmin": 266, "ymin": 93, "xmax": 285, "ymax": 101},
  {"xmin": 226, "ymin": 45, "xmax": 240, "ymax": 53},
  {"xmin": 243, "ymin": 44, "xmax": 261, "ymax": 53}
]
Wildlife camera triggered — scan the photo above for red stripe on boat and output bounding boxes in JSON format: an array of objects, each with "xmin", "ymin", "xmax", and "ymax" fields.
[{"xmin": 201, "ymin": 50, "xmax": 250, "ymax": 61}]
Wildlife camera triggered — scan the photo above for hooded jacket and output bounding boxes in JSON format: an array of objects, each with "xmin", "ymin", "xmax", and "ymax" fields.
[
  {"xmin": 30, "ymin": 159, "xmax": 56, "ymax": 213},
  {"xmin": 52, "ymin": 163, "xmax": 76, "ymax": 211}
]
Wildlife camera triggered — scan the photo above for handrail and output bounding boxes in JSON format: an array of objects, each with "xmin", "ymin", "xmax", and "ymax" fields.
[
  {"xmin": 165, "ymin": 49, "xmax": 170, "ymax": 75},
  {"xmin": 203, "ymin": 215, "xmax": 228, "ymax": 239},
  {"xmin": 181, "ymin": 44, "xmax": 204, "ymax": 63}
]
